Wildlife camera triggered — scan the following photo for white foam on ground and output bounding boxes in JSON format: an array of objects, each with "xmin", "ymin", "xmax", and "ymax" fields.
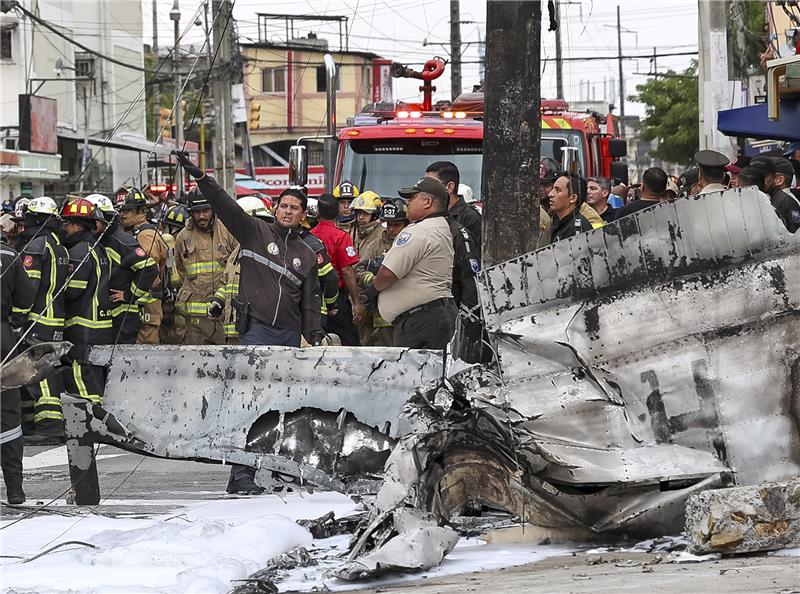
[{"xmin": 1, "ymin": 492, "xmax": 359, "ymax": 594}]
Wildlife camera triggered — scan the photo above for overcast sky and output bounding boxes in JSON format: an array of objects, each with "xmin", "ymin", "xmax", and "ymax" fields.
[{"xmin": 142, "ymin": 0, "xmax": 700, "ymax": 117}]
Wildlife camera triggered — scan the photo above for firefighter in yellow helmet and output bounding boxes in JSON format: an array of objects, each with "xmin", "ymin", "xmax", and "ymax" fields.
[
  {"xmin": 174, "ymin": 188, "xmax": 238, "ymax": 345},
  {"xmin": 333, "ymin": 180, "xmax": 359, "ymax": 236},
  {"xmin": 349, "ymin": 190, "xmax": 384, "ymax": 255},
  {"xmin": 355, "ymin": 198, "xmax": 409, "ymax": 346}
]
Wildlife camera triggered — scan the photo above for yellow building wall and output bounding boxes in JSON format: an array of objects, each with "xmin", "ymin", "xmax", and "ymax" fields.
[{"xmin": 242, "ymin": 46, "xmax": 375, "ymax": 145}]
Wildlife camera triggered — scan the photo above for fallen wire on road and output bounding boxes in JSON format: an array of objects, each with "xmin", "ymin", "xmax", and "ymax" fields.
[{"xmin": 20, "ymin": 541, "xmax": 97, "ymax": 564}]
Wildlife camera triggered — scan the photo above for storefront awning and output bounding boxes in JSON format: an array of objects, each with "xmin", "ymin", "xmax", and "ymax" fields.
[{"xmin": 717, "ymin": 100, "xmax": 800, "ymax": 141}]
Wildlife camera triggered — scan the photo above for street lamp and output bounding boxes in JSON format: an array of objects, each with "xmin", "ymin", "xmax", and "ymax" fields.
[{"xmin": 170, "ymin": 0, "xmax": 183, "ymax": 189}]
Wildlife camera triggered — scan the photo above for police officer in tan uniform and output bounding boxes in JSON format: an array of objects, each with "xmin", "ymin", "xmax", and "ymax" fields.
[{"xmin": 366, "ymin": 177, "xmax": 456, "ymax": 349}]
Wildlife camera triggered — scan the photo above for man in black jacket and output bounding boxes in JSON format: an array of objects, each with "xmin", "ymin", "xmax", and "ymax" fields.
[
  {"xmin": 175, "ymin": 152, "xmax": 321, "ymax": 348},
  {"xmin": 549, "ymin": 172, "xmax": 593, "ymax": 242},
  {"xmin": 1, "ymin": 239, "xmax": 35, "ymax": 503},
  {"xmin": 425, "ymin": 161, "xmax": 482, "ymax": 248},
  {"xmin": 175, "ymin": 151, "xmax": 322, "ymax": 494}
]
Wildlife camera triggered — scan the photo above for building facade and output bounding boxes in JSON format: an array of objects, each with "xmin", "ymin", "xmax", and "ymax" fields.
[
  {"xmin": 241, "ymin": 36, "xmax": 391, "ymax": 167},
  {"xmin": 0, "ymin": 0, "xmax": 148, "ymax": 198}
]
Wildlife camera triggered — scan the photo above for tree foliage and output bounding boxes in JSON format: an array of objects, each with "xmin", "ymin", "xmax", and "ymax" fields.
[
  {"xmin": 629, "ymin": 63, "xmax": 698, "ymax": 166},
  {"xmin": 728, "ymin": 0, "xmax": 767, "ymax": 78}
]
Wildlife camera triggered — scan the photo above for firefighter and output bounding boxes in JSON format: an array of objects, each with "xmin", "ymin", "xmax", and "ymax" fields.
[
  {"xmin": 174, "ymin": 188, "xmax": 237, "ymax": 345},
  {"xmin": 333, "ymin": 180, "xmax": 359, "ymax": 236},
  {"xmin": 11, "ymin": 197, "xmax": 69, "ymax": 443},
  {"xmin": 208, "ymin": 196, "xmax": 274, "ymax": 344},
  {"xmin": 1, "ymin": 239, "xmax": 35, "ymax": 504},
  {"xmin": 60, "ymin": 198, "xmax": 113, "ymax": 406},
  {"xmin": 159, "ymin": 204, "xmax": 189, "ymax": 344},
  {"xmin": 86, "ymin": 191, "xmax": 158, "ymax": 345},
  {"xmin": 115, "ymin": 190, "xmax": 169, "ymax": 344},
  {"xmin": 349, "ymin": 191, "xmax": 384, "ymax": 255},
  {"xmin": 356, "ymin": 198, "xmax": 409, "ymax": 346}
]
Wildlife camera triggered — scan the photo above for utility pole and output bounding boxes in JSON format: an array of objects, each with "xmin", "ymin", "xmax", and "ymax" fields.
[
  {"xmin": 555, "ymin": 0, "xmax": 563, "ymax": 99},
  {"xmin": 151, "ymin": 0, "xmax": 160, "ymax": 142},
  {"xmin": 170, "ymin": 0, "xmax": 184, "ymax": 189},
  {"xmin": 481, "ymin": 1, "xmax": 541, "ymax": 266},
  {"xmin": 450, "ymin": 0, "xmax": 462, "ymax": 100},
  {"xmin": 697, "ymin": 0, "xmax": 735, "ymax": 157},
  {"xmin": 212, "ymin": 0, "xmax": 235, "ymax": 196},
  {"xmin": 616, "ymin": 5, "xmax": 625, "ymax": 120}
]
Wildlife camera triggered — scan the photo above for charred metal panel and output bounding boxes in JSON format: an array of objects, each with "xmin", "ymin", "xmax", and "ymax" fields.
[
  {"xmin": 84, "ymin": 346, "xmax": 442, "ymax": 477},
  {"xmin": 478, "ymin": 187, "xmax": 799, "ymax": 329}
]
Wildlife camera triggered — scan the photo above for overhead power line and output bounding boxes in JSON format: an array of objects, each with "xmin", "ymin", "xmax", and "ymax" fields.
[{"xmin": 8, "ymin": 0, "xmax": 155, "ymax": 73}]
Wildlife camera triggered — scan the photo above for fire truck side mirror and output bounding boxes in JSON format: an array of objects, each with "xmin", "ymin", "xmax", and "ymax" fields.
[
  {"xmin": 609, "ymin": 139, "xmax": 627, "ymax": 159},
  {"xmin": 611, "ymin": 161, "xmax": 629, "ymax": 185},
  {"xmin": 289, "ymin": 145, "xmax": 308, "ymax": 187}
]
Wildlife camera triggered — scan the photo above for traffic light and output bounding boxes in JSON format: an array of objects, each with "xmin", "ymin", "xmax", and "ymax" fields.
[
  {"xmin": 249, "ymin": 102, "xmax": 262, "ymax": 130},
  {"xmin": 159, "ymin": 107, "xmax": 172, "ymax": 138}
]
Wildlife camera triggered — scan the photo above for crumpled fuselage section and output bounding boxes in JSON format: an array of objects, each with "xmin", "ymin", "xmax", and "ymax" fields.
[{"xmin": 68, "ymin": 187, "xmax": 799, "ymax": 550}]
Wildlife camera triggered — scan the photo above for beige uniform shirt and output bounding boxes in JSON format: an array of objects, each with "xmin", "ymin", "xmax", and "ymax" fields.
[
  {"xmin": 378, "ymin": 216, "xmax": 454, "ymax": 323},
  {"xmin": 697, "ymin": 183, "xmax": 727, "ymax": 196}
]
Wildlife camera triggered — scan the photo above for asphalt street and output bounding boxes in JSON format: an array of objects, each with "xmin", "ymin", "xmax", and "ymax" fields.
[{"xmin": 3, "ymin": 445, "xmax": 798, "ymax": 594}]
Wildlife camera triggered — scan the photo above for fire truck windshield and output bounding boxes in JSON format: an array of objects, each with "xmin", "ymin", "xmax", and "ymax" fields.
[
  {"xmin": 339, "ymin": 132, "xmax": 586, "ymax": 199},
  {"xmin": 341, "ymin": 138, "xmax": 483, "ymax": 199}
]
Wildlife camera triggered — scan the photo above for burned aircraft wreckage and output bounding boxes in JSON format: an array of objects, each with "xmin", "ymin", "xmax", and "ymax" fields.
[{"xmin": 60, "ymin": 186, "xmax": 798, "ymax": 574}]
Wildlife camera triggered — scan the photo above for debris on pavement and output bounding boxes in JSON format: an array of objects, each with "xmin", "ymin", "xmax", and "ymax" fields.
[{"xmin": 686, "ymin": 477, "xmax": 800, "ymax": 555}]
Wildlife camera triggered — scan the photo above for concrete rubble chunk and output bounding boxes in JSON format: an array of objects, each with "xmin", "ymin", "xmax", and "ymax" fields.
[{"xmin": 685, "ymin": 478, "xmax": 800, "ymax": 555}]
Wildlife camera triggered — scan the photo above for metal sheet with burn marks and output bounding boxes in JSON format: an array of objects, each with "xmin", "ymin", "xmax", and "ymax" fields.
[{"xmin": 83, "ymin": 345, "xmax": 442, "ymax": 488}]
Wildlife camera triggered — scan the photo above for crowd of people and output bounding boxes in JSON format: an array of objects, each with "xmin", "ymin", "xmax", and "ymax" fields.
[{"xmin": 1, "ymin": 143, "xmax": 798, "ymax": 499}]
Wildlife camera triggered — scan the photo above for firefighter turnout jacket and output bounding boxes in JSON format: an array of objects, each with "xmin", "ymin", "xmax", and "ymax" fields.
[
  {"xmin": 130, "ymin": 221, "xmax": 168, "ymax": 328},
  {"xmin": 62, "ymin": 229, "xmax": 113, "ymax": 358},
  {"xmin": 102, "ymin": 225, "xmax": 159, "ymax": 324},
  {"xmin": 13, "ymin": 223, "xmax": 68, "ymax": 341},
  {"xmin": 196, "ymin": 175, "xmax": 321, "ymax": 342},
  {"xmin": 174, "ymin": 215, "xmax": 237, "ymax": 319}
]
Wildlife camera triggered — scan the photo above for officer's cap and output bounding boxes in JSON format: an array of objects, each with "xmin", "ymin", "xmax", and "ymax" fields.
[
  {"xmin": 694, "ymin": 150, "xmax": 730, "ymax": 168},
  {"xmin": 398, "ymin": 176, "xmax": 449, "ymax": 204}
]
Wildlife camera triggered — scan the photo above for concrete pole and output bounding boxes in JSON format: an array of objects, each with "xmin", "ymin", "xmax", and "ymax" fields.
[
  {"xmin": 151, "ymin": 0, "xmax": 160, "ymax": 142},
  {"xmin": 697, "ymin": 0, "xmax": 735, "ymax": 158},
  {"xmin": 616, "ymin": 5, "xmax": 625, "ymax": 119},
  {"xmin": 450, "ymin": 0, "xmax": 462, "ymax": 100},
  {"xmin": 481, "ymin": 1, "xmax": 541, "ymax": 266},
  {"xmin": 212, "ymin": 0, "xmax": 235, "ymax": 196},
  {"xmin": 555, "ymin": 0, "xmax": 564, "ymax": 99}
]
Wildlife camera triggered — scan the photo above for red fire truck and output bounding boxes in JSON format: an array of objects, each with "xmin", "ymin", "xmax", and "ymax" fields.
[{"xmin": 291, "ymin": 56, "xmax": 628, "ymax": 199}]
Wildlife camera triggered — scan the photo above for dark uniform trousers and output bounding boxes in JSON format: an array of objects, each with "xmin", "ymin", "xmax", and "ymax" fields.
[
  {"xmin": 112, "ymin": 311, "xmax": 141, "ymax": 345},
  {"xmin": 392, "ymin": 298, "xmax": 457, "ymax": 350},
  {"xmin": 322, "ymin": 290, "xmax": 360, "ymax": 346},
  {"xmin": 61, "ymin": 357, "xmax": 106, "ymax": 406},
  {"xmin": 1, "ymin": 320, "xmax": 24, "ymax": 490},
  {"xmin": 20, "ymin": 370, "xmax": 65, "ymax": 436}
]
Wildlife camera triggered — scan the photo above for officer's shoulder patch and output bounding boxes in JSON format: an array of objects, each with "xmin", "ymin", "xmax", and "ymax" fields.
[
  {"xmin": 792, "ymin": 210, "xmax": 800, "ymax": 224},
  {"xmin": 317, "ymin": 253, "xmax": 324, "ymax": 265},
  {"xmin": 23, "ymin": 255, "xmax": 34, "ymax": 268},
  {"xmin": 345, "ymin": 245, "xmax": 356, "ymax": 258},
  {"xmin": 395, "ymin": 231, "xmax": 412, "ymax": 246},
  {"xmin": 292, "ymin": 257, "xmax": 302, "ymax": 270},
  {"xmin": 135, "ymin": 247, "xmax": 147, "ymax": 257},
  {"xmin": 469, "ymin": 258, "xmax": 480, "ymax": 273}
]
